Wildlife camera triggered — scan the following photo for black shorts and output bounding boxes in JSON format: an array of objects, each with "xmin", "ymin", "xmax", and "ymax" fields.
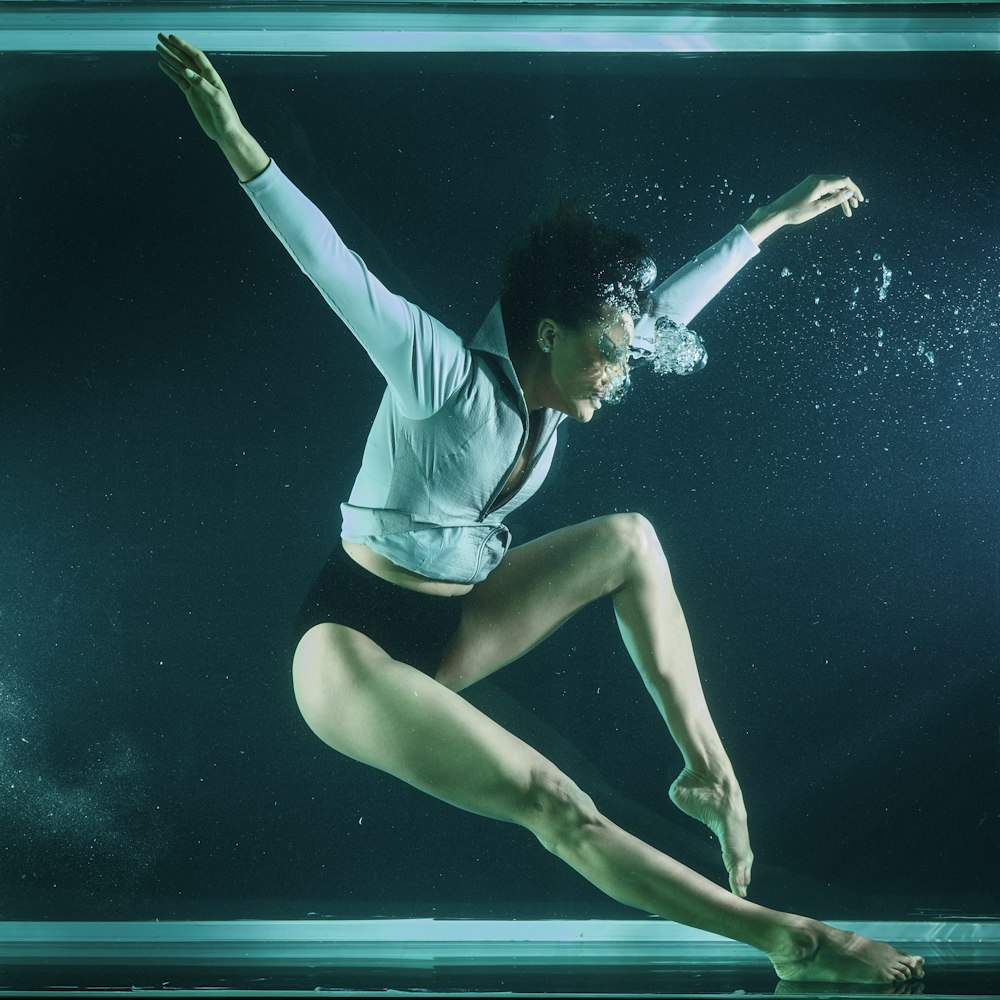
[{"xmin": 292, "ymin": 543, "xmax": 466, "ymax": 676}]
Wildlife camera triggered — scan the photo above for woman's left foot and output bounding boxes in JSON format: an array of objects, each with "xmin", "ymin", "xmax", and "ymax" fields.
[{"xmin": 669, "ymin": 767, "xmax": 754, "ymax": 897}]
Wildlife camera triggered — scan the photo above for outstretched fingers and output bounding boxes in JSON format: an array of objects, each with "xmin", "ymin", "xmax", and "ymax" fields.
[
  {"xmin": 772, "ymin": 173, "xmax": 866, "ymax": 227},
  {"xmin": 157, "ymin": 36, "xmax": 196, "ymax": 90},
  {"xmin": 156, "ymin": 33, "xmax": 224, "ymax": 88},
  {"xmin": 157, "ymin": 34, "xmax": 206, "ymax": 74},
  {"xmin": 155, "ymin": 31, "xmax": 243, "ymax": 144},
  {"xmin": 815, "ymin": 174, "xmax": 865, "ymax": 218},
  {"xmin": 156, "ymin": 54, "xmax": 187, "ymax": 90}
]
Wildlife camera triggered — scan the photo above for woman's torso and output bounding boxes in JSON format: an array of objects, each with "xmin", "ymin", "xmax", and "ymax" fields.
[{"xmin": 342, "ymin": 417, "xmax": 540, "ymax": 596}]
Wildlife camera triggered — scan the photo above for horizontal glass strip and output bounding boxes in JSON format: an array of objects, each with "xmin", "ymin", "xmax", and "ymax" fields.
[
  {"xmin": 1, "ymin": 7, "xmax": 998, "ymax": 52},
  {"xmin": 0, "ymin": 919, "xmax": 996, "ymax": 964}
]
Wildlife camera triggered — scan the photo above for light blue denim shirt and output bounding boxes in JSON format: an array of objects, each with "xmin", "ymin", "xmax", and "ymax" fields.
[{"xmin": 242, "ymin": 160, "xmax": 759, "ymax": 583}]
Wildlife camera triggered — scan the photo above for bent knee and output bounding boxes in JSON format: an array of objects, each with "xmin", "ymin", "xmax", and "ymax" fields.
[
  {"xmin": 603, "ymin": 512, "xmax": 665, "ymax": 570},
  {"xmin": 522, "ymin": 766, "xmax": 603, "ymax": 856}
]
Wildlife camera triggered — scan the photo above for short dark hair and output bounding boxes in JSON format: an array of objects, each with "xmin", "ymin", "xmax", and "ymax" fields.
[{"xmin": 500, "ymin": 201, "xmax": 652, "ymax": 352}]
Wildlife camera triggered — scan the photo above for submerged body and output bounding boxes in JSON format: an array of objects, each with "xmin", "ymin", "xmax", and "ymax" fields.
[
  {"xmin": 157, "ymin": 32, "xmax": 924, "ymax": 985},
  {"xmin": 240, "ymin": 159, "xmax": 760, "ymax": 588}
]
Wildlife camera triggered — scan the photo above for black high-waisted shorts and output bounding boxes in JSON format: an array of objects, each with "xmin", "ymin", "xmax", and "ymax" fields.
[{"xmin": 292, "ymin": 543, "xmax": 467, "ymax": 676}]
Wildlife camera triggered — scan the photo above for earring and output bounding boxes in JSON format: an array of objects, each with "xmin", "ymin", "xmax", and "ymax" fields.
[{"xmin": 539, "ymin": 340, "xmax": 551, "ymax": 353}]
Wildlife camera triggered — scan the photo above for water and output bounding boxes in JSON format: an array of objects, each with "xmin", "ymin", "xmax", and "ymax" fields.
[{"xmin": 0, "ymin": 3, "xmax": 998, "ymax": 996}]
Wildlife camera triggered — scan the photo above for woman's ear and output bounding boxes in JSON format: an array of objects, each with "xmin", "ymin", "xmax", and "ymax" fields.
[{"xmin": 536, "ymin": 318, "xmax": 558, "ymax": 354}]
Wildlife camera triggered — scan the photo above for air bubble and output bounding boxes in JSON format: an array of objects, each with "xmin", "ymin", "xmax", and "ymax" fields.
[
  {"xmin": 878, "ymin": 262, "xmax": 893, "ymax": 301},
  {"xmin": 634, "ymin": 257, "xmax": 657, "ymax": 290}
]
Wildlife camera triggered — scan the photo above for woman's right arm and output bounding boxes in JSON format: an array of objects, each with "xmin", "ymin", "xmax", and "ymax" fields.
[{"xmin": 156, "ymin": 34, "xmax": 471, "ymax": 417}]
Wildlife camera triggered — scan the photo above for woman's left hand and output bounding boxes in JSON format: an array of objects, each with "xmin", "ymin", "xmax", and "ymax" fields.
[{"xmin": 744, "ymin": 174, "xmax": 864, "ymax": 243}]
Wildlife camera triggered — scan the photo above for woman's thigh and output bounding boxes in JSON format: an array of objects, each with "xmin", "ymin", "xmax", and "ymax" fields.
[
  {"xmin": 438, "ymin": 513, "xmax": 657, "ymax": 689},
  {"xmin": 292, "ymin": 622, "xmax": 582, "ymax": 825}
]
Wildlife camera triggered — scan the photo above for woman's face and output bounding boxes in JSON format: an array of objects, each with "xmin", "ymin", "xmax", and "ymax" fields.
[{"xmin": 544, "ymin": 305, "xmax": 634, "ymax": 423}]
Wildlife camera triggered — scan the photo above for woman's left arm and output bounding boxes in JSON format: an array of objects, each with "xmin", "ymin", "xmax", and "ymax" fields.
[{"xmin": 636, "ymin": 173, "xmax": 865, "ymax": 340}]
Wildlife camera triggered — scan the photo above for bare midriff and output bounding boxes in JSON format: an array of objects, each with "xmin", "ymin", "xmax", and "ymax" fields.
[{"xmin": 342, "ymin": 540, "xmax": 474, "ymax": 597}]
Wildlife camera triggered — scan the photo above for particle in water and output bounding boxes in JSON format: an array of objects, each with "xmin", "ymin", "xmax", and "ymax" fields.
[{"xmin": 878, "ymin": 263, "xmax": 893, "ymax": 301}]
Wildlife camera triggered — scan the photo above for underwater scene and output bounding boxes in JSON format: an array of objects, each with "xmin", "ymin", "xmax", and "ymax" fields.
[{"xmin": 1, "ymin": 2, "xmax": 998, "ymax": 996}]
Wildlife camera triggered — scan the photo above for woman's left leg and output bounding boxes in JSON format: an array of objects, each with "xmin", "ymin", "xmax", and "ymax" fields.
[{"xmin": 436, "ymin": 512, "xmax": 753, "ymax": 897}]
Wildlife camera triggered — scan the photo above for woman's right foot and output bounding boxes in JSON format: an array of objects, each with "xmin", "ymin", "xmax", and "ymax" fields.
[
  {"xmin": 768, "ymin": 918, "xmax": 925, "ymax": 984},
  {"xmin": 669, "ymin": 766, "xmax": 754, "ymax": 898}
]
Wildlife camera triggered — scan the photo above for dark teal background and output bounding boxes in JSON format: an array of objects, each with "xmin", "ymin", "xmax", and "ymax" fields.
[{"xmin": 0, "ymin": 50, "xmax": 997, "ymax": 920}]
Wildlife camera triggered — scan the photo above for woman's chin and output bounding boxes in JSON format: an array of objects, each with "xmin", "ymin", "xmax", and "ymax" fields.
[{"xmin": 574, "ymin": 395, "xmax": 601, "ymax": 422}]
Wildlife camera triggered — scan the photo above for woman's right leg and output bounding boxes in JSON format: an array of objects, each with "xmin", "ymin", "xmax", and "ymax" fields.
[{"xmin": 292, "ymin": 622, "xmax": 924, "ymax": 984}]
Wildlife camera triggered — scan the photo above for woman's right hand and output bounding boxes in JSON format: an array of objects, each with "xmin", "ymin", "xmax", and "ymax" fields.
[{"xmin": 156, "ymin": 33, "xmax": 243, "ymax": 143}]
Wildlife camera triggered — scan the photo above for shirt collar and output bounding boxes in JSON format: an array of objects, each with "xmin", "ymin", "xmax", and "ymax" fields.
[
  {"xmin": 467, "ymin": 301, "xmax": 511, "ymax": 361},
  {"xmin": 467, "ymin": 302, "xmax": 566, "ymax": 434}
]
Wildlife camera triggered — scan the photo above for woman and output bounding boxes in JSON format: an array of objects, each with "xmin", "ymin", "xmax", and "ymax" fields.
[{"xmin": 157, "ymin": 33, "xmax": 924, "ymax": 984}]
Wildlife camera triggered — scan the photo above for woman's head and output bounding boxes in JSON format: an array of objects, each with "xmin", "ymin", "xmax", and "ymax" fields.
[
  {"xmin": 501, "ymin": 202, "xmax": 652, "ymax": 353},
  {"xmin": 501, "ymin": 202, "xmax": 654, "ymax": 420}
]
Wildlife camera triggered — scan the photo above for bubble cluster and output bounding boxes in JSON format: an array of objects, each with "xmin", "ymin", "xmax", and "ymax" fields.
[
  {"xmin": 651, "ymin": 317, "xmax": 709, "ymax": 376},
  {"xmin": 780, "ymin": 241, "xmax": 995, "ymax": 392},
  {"xmin": 603, "ymin": 364, "xmax": 631, "ymax": 405},
  {"xmin": 0, "ymin": 675, "xmax": 167, "ymax": 889}
]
